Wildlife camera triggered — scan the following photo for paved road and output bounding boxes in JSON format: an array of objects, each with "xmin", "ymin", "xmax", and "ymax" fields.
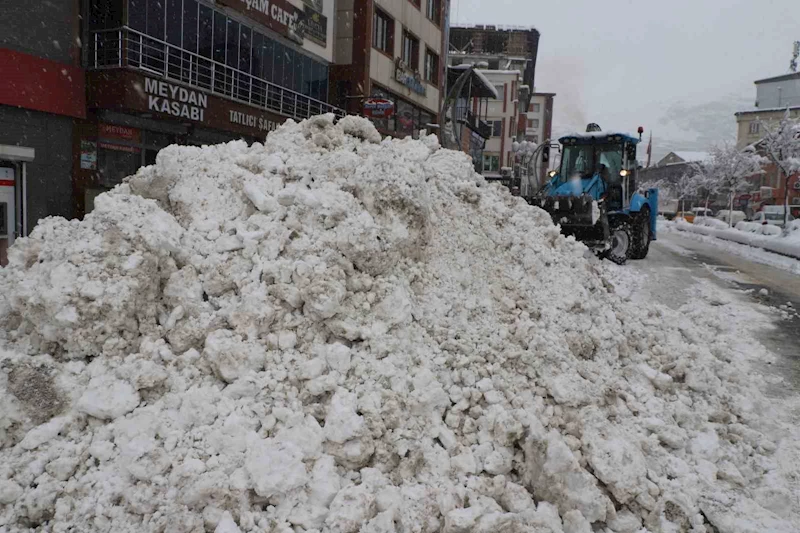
[{"xmin": 632, "ymin": 229, "xmax": 800, "ymax": 397}]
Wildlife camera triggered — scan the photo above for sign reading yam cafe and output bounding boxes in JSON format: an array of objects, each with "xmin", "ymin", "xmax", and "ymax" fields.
[{"xmin": 219, "ymin": 0, "xmax": 306, "ymax": 44}]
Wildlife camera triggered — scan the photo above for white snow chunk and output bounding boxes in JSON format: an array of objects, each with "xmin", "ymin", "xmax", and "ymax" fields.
[
  {"xmin": 324, "ymin": 389, "xmax": 365, "ymax": 444},
  {"xmin": 0, "ymin": 480, "xmax": 23, "ymax": 504},
  {"xmin": 215, "ymin": 511, "xmax": 242, "ymax": 533},
  {"xmin": 77, "ymin": 376, "xmax": 140, "ymax": 420},
  {"xmin": 245, "ymin": 438, "xmax": 307, "ymax": 498},
  {"xmin": 19, "ymin": 416, "xmax": 70, "ymax": 450}
]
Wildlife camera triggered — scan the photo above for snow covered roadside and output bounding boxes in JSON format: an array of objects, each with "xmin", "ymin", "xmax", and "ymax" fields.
[
  {"xmin": 1, "ymin": 115, "xmax": 799, "ymax": 533},
  {"xmin": 672, "ymin": 218, "xmax": 800, "ymax": 260}
]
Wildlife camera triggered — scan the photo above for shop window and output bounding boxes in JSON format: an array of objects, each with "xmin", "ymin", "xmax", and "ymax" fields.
[
  {"xmin": 426, "ymin": 0, "xmax": 441, "ymax": 24},
  {"xmin": 146, "ymin": 0, "xmax": 165, "ymax": 40},
  {"xmin": 98, "ymin": 148, "xmax": 140, "ymax": 187},
  {"xmin": 370, "ymin": 88, "xmax": 396, "ymax": 133},
  {"xmin": 424, "ymin": 48, "xmax": 439, "ymax": 85},
  {"xmin": 402, "ymin": 31, "xmax": 420, "ymax": 71},
  {"xmin": 282, "ymin": 47, "xmax": 295, "ymax": 92},
  {"xmin": 483, "ymin": 154, "xmax": 500, "ymax": 173},
  {"xmin": 198, "ymin": 5, "xmax": 213, "ymax": 58},
  {"xmin": 261, "ymin": 38, "xmax": 274, "ymax": 83},
  {"xmin": 225, "ymin": 18, "xmax": 239, "ymax": 97},
  {"xmin": 238, "ymin": 25, "xmax": 252, "ymax": 100},
  {"xmin": 397, "ymin": 99, "xmax": 414, "ymax": 136},
  {"xmin": 373, "ymin": 9, "xmax": 393, "ymax": 54}
]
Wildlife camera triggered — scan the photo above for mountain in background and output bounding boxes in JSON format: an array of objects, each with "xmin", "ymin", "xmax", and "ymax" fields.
[{"xmin": 646, "ymin": 94, "xmax": 753, "ymax": 163}]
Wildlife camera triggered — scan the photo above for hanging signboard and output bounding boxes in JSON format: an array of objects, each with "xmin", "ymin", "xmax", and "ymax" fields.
[
  {"xmin": 218, "ymin": 0, "xmax": 306, "ymax": 44},
  {"xmin": 303, "ymin": 5, "xmax": 327, "ymax": 46},
  {"xmin": 363, "ymin": 98, "xmax": 394, "ymax": 119},
  {"xmin": 99, "ymin": 123, "xmax": 141, "ymax": 143}
]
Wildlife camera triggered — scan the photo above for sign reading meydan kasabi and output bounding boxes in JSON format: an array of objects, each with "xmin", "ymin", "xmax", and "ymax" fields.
[
  {"xmin": 144, "ymin": 78, "xmax": 207, "ymax": 121},
  {"xmin": 219, "ymin": 0, "xmax": 306, "ymax": 44}
]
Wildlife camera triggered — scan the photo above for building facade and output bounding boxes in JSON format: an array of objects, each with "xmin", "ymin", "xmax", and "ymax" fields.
[
  {"xmin": 478, "ymin": 70, "xmax": 520, "ymax": 180},
  {"xmin": 330, "ymin": 0, "xmax": 445, "ymax": 139},
  {"xmin": 0, "ymin": 1, "xmax": 86, "ymax": 265},
  {"xmin": 80, "ymin": 0, "xmax": 341, "ymax": 216},
  {"xmin": 735, "ymin": 107, "xmax": 800, "ymax": 150},
  {"xmin": 755, "ymin": 72, "xmax": 800, "ymax": 109}
]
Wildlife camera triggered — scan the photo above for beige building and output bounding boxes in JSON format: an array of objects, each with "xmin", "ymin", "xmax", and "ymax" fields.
[
  {"xmin": 735, "ymin": 107, "xmax": 800, "ymax": 149},
  {"xmin": 331, "ymin": 0, "xmax": 445, "ymax": 138},
  {"xmin": 478, "ymin": 69, "xmax": 522, "ymax": 178}
]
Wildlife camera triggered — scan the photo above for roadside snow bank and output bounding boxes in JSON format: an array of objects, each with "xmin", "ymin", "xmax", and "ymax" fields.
[
  {"xmin": 0, "ymin": 114, "xmax": 796, "ymax": 532},
  {"xmin": 676, "ymin": 219, "xmax": 800, "ymax": 259}
]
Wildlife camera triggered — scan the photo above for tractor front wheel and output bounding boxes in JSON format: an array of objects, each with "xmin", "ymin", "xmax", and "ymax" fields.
[
  {"xmin": 630, "ymin": 210, "xmax": 651, "ymax": 260},
  {"xmin": 605, "ymin": 220, "xmax": 632, "ymax": 265}
]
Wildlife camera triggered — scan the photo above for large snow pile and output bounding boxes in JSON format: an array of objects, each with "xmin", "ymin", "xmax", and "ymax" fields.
[{"xmin": 0, "ymin": 115, "xmax": 796, "ymax": 533}]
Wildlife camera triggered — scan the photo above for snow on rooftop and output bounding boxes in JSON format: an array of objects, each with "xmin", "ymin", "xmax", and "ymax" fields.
[
  {"xmin": 672, "ymin": 151, "xmax": 710, "ymax": 162},
  {"xmin": 449, "ymin": 64, "xmax": 499, "ymax": 99}
]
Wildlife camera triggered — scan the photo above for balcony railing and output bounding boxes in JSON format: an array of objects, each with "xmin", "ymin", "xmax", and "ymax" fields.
[
  {"xmin": 88, "ymin": 28, "xmax": 344, "ymax": 122},
  {"xmin": 462, "ymin": 110, "xmax": 492, "ymax": 139}
]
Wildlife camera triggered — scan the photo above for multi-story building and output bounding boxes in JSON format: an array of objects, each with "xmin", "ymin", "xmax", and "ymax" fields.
[
  {"xmin": 2, "ymin": 0, "xmax": 342, "ymax": 253},
  {"xmin": 330, "ymin": 0, "xmax": 445, "ymax": 138},
  {"xmin": 1, "ymin": 2, "xmax": 86, "ymax": 266},
  {"xmin": 478, "ymin": 69, "xmax": 521, "ymax": 180},
  {"xmin": 81, "ymin": 0, "xmax": 341, "ymax": 215},
  {"xmin": 734, "ymin": 72, "xmax": 800, "ymax": 214},
  {"xmin": 520, "ymin": 91, "xmax": 554, "ymax": 179},
  {"xmin": 448, "ymin": 25, "xmax": 540, "ymax": 111}
]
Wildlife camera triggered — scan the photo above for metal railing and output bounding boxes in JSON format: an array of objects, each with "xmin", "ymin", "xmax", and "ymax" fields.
[{"xmin": 88, "ymin": 28, "xmax": 344, "ymax": 121}]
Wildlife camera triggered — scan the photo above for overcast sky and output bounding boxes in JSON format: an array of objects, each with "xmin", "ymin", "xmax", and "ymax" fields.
[{"xmin": 451, "ymin": 0, "xmax": 800, "ymax": 160}]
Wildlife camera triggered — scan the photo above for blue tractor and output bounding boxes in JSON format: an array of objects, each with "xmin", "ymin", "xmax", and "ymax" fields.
[{"xmin": 533, "ymin": 124, "xmax": 658, "ymax": 264}]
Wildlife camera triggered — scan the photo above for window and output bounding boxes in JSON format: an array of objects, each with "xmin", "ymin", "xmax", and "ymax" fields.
[
  {"xmin": 402, "ymin": 31, "xmax": 420, "ymax": 71},
  {"xmin": 531, "ymin": 119, "xmax": 540, "ymax": 128},
  {"xmin": 424, "ymin": 49, "xmax": 439, "ymax": 84},
  {"xmin": 409, "ymin": 0, "xmax": 421, "ymax": 8},
  {"xmin": 426, "ymin": 0, "xmax": 441, "ymax": 24},
  {"xmin": 494, "ymin": 85, "xmax": 504, "ymax": 100},
  {"xmin": 483, "ymin": 154, "xmax": 500, "ymax": 172},
  {"xmin": 531, "ymin": 103, "xmax": 541, "ymax": 113},
  {"xmin": 749, "ymin": 122, "xmax": 760, "ymax": 134},
  {"xmin": 527, "ymin": 119, "xmax": 533, "ymax": 128},
  {"xmin": 373, "ymin": 9, "xmax": 393, "ymax": 53},
  {"xmin": 492, "ymin": 120, "xmax": 502, "ymax": 137}
]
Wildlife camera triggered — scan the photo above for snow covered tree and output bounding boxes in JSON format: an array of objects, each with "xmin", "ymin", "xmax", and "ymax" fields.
[
  {"xmin": 693, "ymin": 144, "xmax": 765, "ymax": 226},
  {"xmin": 672, "ymin": 171, "xmax": 700, "ymax": 214},
  {"xmin": 758, "ymin": 110, "xmax": 800, "ymax": 226}
]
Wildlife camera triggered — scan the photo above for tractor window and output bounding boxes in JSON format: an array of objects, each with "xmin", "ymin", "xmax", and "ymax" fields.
[
  {"xmin": 560, "ymin": 145, "xmax": 594, "ymax": 180},
  {"xmin": 597, "ymin": 146, "xmax": 623, "ymax": 183}
]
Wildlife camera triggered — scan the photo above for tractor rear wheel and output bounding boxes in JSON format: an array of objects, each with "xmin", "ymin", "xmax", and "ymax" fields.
[
  {"xmin": 605, "ymin": 220, "xmax": 632, "ymax": 265},
  {"xmin": 630, "ymin": 210, "xmax": 651, "ymax": 260}
]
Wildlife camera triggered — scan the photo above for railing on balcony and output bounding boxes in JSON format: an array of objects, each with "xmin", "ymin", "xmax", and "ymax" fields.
[{"xmin": 88, "ymin": 28, "xmax": 345, "ymax": 122}]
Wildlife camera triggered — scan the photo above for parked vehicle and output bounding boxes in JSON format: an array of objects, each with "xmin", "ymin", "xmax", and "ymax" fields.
[
  {"xmin": 691, "ymin": 207, "xmax": 714, "ymax": 218},
  {"xmin": 675, "ymin": 211, "xmax": 695, "ymax": 223},
  {"xmin": 658, "ymin": 198, "xmax": 679, "ymax": 220},
  {"xmin": 716, "ymin": 210, "xmax": 747, "ymax": 225},
  {"xmin": 753, "ymin": 206, "xmax": 796, "ymax": 228}
]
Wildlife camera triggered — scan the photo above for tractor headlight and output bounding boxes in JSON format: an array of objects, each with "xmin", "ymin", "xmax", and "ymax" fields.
[
  {"xmin": 619, "ymin": 169, "xmax": 629, "ymax": 177},
  {"xmin": 548, "ymin": 170, "xmax": 557, "ymax": 178}
]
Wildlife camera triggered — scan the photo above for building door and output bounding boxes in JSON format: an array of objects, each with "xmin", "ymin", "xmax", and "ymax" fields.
[{"xmin": 0, "ymin": 165, "xmax": 15, "ymax": 267}]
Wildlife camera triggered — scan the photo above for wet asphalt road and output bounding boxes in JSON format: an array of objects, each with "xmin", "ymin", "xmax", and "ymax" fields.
[{"xmin": 632, "ymin": 230, "xmax": 800, "ymax": 397}]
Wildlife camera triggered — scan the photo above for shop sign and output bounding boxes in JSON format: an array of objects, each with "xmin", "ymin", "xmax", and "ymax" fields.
[
  {"xmin": 363, "ymin": 98, "xmax": 394, "ymax": 118},
  {"xmin": 98, "ymin": 142, "xmax": 141, "ymax": 154},
  {"xmin": 218, "ymin": 0, "xmax": 306, "ymax": 44},
  {"xmin": 303, "ymin": 6, "xmax": 327, "ymax": 46},
  {"xmin": 99, "ymin": 123, "xmax": 140, "ymax": 143},
  {"xmin": 80, "ymin": 140, "xmax": 97, "ymax": 170},
  {"xmin": 0, "ymin": 167, "xmax": 13, "ymax": 188},
  {"xmin": 144, "ymin": 78, "xmax": 208, "ymax": 121},
  {"xmin": 229, "ymin": 110, "xmax": 284, "ymax": 133},
  {"xmin": 394, "ymin": 59, "xmax": 426, "ymax": 96}
]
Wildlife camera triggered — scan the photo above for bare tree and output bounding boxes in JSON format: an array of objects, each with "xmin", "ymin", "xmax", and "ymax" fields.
[
  {"xmin": 694, "ymin": 144, "xmax": 765, "ymax": 226},
  {"xmin": 758, "ymin": 110, "xmax": 800, "ymax": 226}
]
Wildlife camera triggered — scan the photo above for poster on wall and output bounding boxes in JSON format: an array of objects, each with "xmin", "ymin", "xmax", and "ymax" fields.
[{"xmin": 80, "ymin": 140, "xmax": 97, "ymax": 170}]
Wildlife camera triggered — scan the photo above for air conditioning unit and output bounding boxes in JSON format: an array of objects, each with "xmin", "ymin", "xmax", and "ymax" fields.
[
  {"xmin": 792, "ymin": 197, "xmax": 800, "ymax": 205},
  {"xmin": 760, "ymin": 186, "xmax": 774, "ymax": 199},
  {"xmin": 793, "ymin": 180, "xmax": 800, "ymax": 190}
]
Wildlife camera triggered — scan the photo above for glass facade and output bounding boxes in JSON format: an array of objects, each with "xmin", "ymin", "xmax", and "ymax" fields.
[
  {"xmin": 369, "ymin": 87, "xmax": 433, "ymax": 139},
  {"xmin": 124, "ymin": 0, "xmax": 329, "ymax": 102}
]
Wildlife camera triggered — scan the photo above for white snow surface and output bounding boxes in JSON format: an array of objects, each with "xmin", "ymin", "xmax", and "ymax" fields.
[{"xmin": 0, "ymin": 114, "xmax": 797, "ymax": 532}]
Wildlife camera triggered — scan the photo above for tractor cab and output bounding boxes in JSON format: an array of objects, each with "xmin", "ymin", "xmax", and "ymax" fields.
[{"xmin": 549, "ymin": 132, "xmax": 640, "ymax": 212}]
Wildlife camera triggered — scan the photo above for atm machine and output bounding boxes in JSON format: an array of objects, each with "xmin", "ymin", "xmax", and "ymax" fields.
[{"xmin": 0, "ymin": 165, "xmax": 14, "ymax": 266}]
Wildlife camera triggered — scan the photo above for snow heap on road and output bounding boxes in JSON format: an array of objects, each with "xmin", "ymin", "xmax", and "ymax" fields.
[{"xmin": 0, "ymin": 114, "xmax": 796, "ymax": 533}]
